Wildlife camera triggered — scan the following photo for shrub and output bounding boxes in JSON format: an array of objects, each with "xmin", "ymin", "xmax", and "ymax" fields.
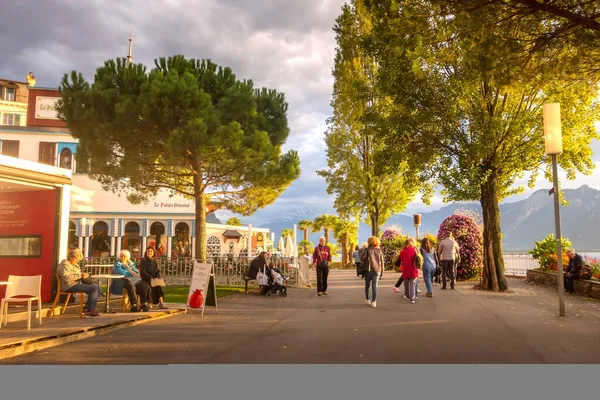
[
  {"xmin": 529, "ymin": 234, "xmax": 572, "ymax": 271},
  {"xmin": 380, "ymin": 226, "xmax": 409, "ymax": 271},
  {"xmin": 437, "ymin": 214, "xmax": 483, "ymax": 280},
  {"xmin": 584, "ymin": 256, "xmax": 600, "ymax": 280}
]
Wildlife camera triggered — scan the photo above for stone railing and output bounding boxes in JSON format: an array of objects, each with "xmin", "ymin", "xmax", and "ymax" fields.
[
  {"xmin": 81, "ymin": 255, "xmax": 299, "ymax": 287},
  {"xmin": 525, "ymin": 269, "xmax": 600, "ymax": 299}
]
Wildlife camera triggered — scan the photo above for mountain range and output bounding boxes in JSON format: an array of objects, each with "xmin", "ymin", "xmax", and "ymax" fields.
[{"xmin": 258, "ymin": 185, "xmax": 600, "ymax": 252}]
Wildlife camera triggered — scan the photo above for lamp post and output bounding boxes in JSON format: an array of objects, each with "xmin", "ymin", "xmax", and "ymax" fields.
[
  {"xmin": 413, "ymin": 214, "xmax": 422, "ymax": 241},
  {"xmin": 543, "ymin": 103, "xmax": 565, "ymax": 317}
]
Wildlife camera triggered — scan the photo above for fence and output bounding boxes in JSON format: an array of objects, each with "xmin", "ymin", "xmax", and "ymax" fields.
[
  {"xmin": 81, "ymin": 255, "xmax": 299, "ymax": 286},
  {"xmin": 503, "ymin": 254, "xmax": 539, "ymax": 276}
]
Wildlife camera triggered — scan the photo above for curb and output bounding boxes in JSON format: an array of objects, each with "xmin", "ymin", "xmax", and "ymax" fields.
[{"xmin": 0, "ymin": 308, "xmax": 186, "ymax": 361}]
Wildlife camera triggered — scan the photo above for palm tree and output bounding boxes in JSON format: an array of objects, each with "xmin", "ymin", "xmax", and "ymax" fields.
[
  {"xmin": 225, "ymin": 217, "xmax": 242, "ymax": 226},
  {"xmin": 281, "ymin": 228, "xmax": 294, "ymax": 246},
  {"xmin": 311, "ymin": 214, "xmax": 338, "ymax": 244},
  {"xmin": 298, "ymin": 219, "xmax": 312, "ymax": 241},
  {"xmin": 334, "ymin": 218, "xmax": 358, "ymax": 266},
  {"xmin": 298, "ymin": 240, "xmax": 314, "ymax": 256}
]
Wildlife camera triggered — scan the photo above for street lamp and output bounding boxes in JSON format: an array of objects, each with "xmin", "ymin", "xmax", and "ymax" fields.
[
  {"xmin": 543, "ymin": 103, "xmax": 565, "ymax": 317},
  {"xmin": 413, "ymin": 214, "xmax": 422, "ymax": 241}
]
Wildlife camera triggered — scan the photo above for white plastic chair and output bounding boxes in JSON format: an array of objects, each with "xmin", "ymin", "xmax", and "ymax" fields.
[{"xmin": 0, "ymin": 275, "xmax": 43, "ymax": 330}]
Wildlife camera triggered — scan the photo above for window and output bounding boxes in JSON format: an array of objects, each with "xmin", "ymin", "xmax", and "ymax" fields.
[
  {"xmin": 0, "ymin": 235, "xmax": 42, "ymax": 257},
  {"xmin": 59, "ymin": 148, "xmax": 73, "ymax": 170},
  {"xmin": 1, "ymin": 140, "xmax": 19, "ymax": 157},
  {"xmin": 38, "ymin": 142, "xmax": 56, "ymax": 165},
  {"xmin": 3, "ymin": 87, "xmax": 15, "ymax": 101},
  {"xmin": 1, "ymin": 113, "xmax": 20, "ymax": 126},
  {"xmin": 207, "ymin": 236, "xmax": 221, "ymax": 257}
]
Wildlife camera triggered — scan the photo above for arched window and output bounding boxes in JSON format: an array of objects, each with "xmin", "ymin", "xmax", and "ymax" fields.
[
  {"xmin": 59, "ymin": 148, "xmax": 72, "ymax": 170},
  {"xmin": 68, "ymin": 221, "xmax": 78, "ymax": 249},
  {"xmin": 207, "ymin": 236, "xmax": 221, "ymax": 257},
  {"xmin": 149, "ymin": 222, "xmax": 166, "ymax": 256},
  {"xmin": 123, "ymin": 221, "xmax": 141, "ymax": 258},
  {"xmin": 174, "ymin": 222, "xmax": 190, "ymax": 257},
  {"xmin": 91, "ymin": 221, "xmax": 110, "ymax": 257}
]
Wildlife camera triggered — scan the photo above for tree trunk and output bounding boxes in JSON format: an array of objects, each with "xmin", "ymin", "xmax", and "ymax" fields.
[
  {"xmin": 341, "ymin": 233, "xmax": 348, "ymax": 265},
  {"xmin": 370, "ymin": 213, "xmax": 379, "ymax": 237},
  {"xmin": 303, "ymin": 229, "xmax": 308, "ymax": 241},
  {"xmin": 480, "ymin": 176, "xmax": 508, "ymax": 291},
  {"xmin": 324, "ymin": 228, "xmax": 329, "ymax": 244},
  {"xmin": 194, "ymin": 191, "xmax": 207, "ymax": 263}
]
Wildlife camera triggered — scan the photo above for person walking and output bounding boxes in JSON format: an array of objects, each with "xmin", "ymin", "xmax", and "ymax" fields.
[
  {"xmin": 353, "ymin": 245, "xmax": 362, "ymax": 278},
  {"xmin": 361, "ymin": 236, "xmax": 384, "ymax": 308},
  {"xmin": 437, "ymin": 232, "xmax": 460, "ymax": 290},
  {"xmin": 392, "ymin": 241, "xmax": 419, "ymax": 296},
  {"xmin": 398, "ymin": 238, "xmax": 418, "ymax": 303},
  {"xmin": 312, "ymin": 237, "xmax": 332, "ymax": 296},
  {"xmin": 420, "ymin": 238, "xmax": 438, "ymax": 298}
]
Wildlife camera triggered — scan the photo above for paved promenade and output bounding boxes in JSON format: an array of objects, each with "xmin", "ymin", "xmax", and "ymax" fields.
[{"xmin": 2, "ymin": 270, "xmax": 600, "ymax": 364}]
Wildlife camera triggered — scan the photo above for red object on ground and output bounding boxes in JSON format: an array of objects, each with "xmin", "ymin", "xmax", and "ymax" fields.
[{"xmin": 188, "ymin": 289, "xmax": 204, "ymax": 309}]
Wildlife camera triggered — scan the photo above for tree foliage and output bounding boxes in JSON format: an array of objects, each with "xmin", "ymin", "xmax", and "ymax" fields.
[
  {"xmin": 57, "ymin": 56, "xmax": 300, "ymax": 261},
  {"xmin": 361, "ymin": 0, "xmax": 600, "ymax": 291},
  {"xmin": 311, "ymin": 214, "xmax": 339, "ymax": 244},
  {"xmin": 226, "ymin": 217, "xmax": 243, "ymax": 226},
  {"xmin": 319, "ymin": 0, "xmax": 420, "ymax": 237},
  {"xmin": 333, "ymin": 217, "xmax": 358, "ymax": 265}
]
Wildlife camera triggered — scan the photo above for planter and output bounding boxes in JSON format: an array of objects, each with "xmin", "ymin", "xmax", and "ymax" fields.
[{"xmin": 525, "ymin": 269, "xmax": 600, "ymax": 299}]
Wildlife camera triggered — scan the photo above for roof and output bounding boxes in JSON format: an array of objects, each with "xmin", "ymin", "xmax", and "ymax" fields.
[{"xmin": 222, "ymin": 229, "xmax": 243, "ymax": 238}]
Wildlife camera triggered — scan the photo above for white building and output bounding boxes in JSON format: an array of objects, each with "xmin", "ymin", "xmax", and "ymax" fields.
[{"xmin": 0, "ymin": 81, "xmax": 271, "ymax": 259}]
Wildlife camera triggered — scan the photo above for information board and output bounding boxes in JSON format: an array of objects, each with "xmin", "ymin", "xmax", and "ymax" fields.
[{"xmin": 187, "ymin": 261, "xmax": 218, "ymax": 317}]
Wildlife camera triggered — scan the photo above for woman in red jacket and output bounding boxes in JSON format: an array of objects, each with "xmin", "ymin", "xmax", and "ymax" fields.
[{"xmin": 399, "ymin": 238, "xmax": 418, "ymax": 303}]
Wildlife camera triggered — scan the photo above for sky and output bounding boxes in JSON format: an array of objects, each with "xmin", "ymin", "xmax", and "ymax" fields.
[{"xmin": 1, "ymin": 0, "xmax": 598, "ymax": 225}]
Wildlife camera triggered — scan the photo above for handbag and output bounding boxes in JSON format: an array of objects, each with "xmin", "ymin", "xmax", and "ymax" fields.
[{"xmin": 151, "ymin": 278, "xmax": 166, "ymax": 287}]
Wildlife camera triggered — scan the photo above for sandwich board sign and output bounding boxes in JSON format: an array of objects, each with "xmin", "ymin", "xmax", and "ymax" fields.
[{"xmin": 187, "ymin": 261, "xmax": 218, "ymax": 317}]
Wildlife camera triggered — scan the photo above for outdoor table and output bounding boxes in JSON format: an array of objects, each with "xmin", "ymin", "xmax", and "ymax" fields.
[{"xmin": 91, "ymin": 274, "xmax": 124, "ymax": 314}]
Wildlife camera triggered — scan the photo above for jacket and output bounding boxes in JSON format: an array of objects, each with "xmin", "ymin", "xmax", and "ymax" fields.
[
  {"xmin": 399, "ymin": 246, "xmax": 419, "ymax": 279},
  {"xmin": 110, "ymin": 259, "xmax": 141, "ymax": 295},
  {"xmin": 57, "ymin": 259, "xmax": 83, "ymax": 291},
  {"xmin": 247, "ymin": 256, "xmax": 267, "ymax": 279},
  {"xmin": 139, "ymin": 256, "xmax": 161, "ymax": 282},
  {"xmin": 312, "ymin": 245, "xmax": 332, "ymax": 265},
  {"xmin": 437, "ymin": 238, "xmax": 460, "ymax": 261},
  {"xmin": 364, "ymin": 247, "xmax": 384, "ymax": 274},
  {"xmin": 566, "ymin": 254, "xmax": 583, "ymax": 276}
]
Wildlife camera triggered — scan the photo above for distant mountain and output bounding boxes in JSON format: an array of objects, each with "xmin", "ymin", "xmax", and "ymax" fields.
[{"xmin": 259, "ymin": 185, "xmax": 600, "ymax": 252}]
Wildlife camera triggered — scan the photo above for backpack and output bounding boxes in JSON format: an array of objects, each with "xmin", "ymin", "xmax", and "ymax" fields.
[
  {"xmin": 414, "ymin": 250, "xmax": 424, "ymax": 269},
  {"xmin": 579, "ymin": 263, "xmax": 593, "ymax": 280},
  {"xmin": 357, "ymin": 249, "xmax": 371, "ymax": 275}
]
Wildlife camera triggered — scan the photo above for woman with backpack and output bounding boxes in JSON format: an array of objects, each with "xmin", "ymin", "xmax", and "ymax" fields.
[
  {"xmin": 361, "ymin": 236, "xmax": 384, "ymax": 308},
  {"xmin": 420, "ymin": 237, "xmax": 438, "ymax": 298}
]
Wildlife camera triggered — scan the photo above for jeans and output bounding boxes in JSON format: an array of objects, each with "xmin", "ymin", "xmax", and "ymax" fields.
[
  {"xmin": 316, "ymin": 263, "xmax": 329, "ymax": 293},
  {"xmin": 355, "ymin": 262, "xmax": 362, "ymax": 277},
  {"xmin": 564, "ymin": 272, "xmax": 577, "ymax": 293},
  {"xmin": 441, "ymin": 260, "xmax": 455, "ymax": 288},
  {"xmin": 66, "ymin": 283, "xmax": 102, "ymax": 311},
  {"xmin": 404, "ymin": 278, "xmax": 417, "ymax": 300},
  {"xmin": 365, "ymin": 270, "xmax": 380, "ymax": 302},
  {"xmin": 422, "ymin": 263, "xmax": 435, "ymax": 294}
]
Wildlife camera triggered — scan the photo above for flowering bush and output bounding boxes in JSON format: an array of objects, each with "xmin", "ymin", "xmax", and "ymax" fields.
[
  {"xmin": 529, "ymin": 234, "xmax": 572, "ymax": 271},
  {"xmin": 437, "ymin": 214, "xmax": 483, "ymax": 280},
  {"xmin": 584, "ymin": 257, "xmax": 600, "ymax": 280},
  {"xmin": 380, "ymin": 226, "xmax": 409, "ymax": 271}
]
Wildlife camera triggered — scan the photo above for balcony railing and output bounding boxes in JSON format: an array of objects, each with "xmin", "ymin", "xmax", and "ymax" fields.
[{"xmin": 81, "ymin": 255, "xmax": 299, "ymax": 286}]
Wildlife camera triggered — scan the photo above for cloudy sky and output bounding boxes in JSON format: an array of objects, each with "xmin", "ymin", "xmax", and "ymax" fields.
[{"xmin": 1, "ymin": 0, "xmax": 598, "ymax": 225}]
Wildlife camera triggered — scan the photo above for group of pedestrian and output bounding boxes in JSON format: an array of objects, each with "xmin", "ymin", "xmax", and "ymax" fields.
[{"xmin": 314, "ymin": 233, "xmax": 461, "ymax": 308}]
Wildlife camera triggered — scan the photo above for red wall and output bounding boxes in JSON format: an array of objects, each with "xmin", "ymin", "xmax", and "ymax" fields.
[
  {"xmin": 0, "ymin": 189, "xmax": 57, "ymax": 302},
  {"xmin": 26, "ymin": 88, "xmax": 67, "ymax": 128}
]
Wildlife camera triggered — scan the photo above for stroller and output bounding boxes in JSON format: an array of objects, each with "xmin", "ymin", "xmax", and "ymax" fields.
[{"xmin": 257, "ymin": 264, "xmax": 288, "ymax": 297}]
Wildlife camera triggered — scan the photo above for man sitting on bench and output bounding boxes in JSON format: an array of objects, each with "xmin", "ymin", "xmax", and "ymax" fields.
[{"xmin": 564, "ymin": 248, "xmax": 583, "ymax": 294}]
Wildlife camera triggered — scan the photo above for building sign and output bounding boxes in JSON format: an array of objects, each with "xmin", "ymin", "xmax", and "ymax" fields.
[{"xmin": 35, "ymin": 96, "xmax": 60, "ymax": 120}]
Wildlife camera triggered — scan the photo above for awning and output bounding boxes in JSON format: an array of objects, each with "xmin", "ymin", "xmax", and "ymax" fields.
[{"xmin": 223, "ymin": 230, "xmax": 243, "ymax": 238}]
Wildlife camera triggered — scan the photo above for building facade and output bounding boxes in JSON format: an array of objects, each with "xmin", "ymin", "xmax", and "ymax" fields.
[{"xmin": 0, "ymin": 77, "xmax": 271, "ymax": 260}]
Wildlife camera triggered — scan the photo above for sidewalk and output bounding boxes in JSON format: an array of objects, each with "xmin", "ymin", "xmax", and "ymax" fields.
[{"xmin": 0, "ymin": 298, "xmax": 186, "ymax": 360}]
